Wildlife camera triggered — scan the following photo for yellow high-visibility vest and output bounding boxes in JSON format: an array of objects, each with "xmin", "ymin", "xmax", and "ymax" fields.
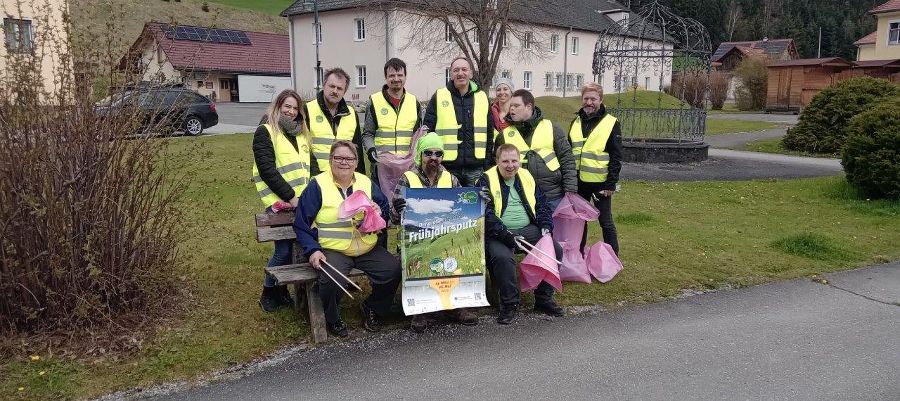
[
  {"xmin": 500, "ymin": 119, "xmax": 560, "ymax": 171},
  {"xmin": 433, "ymin": 87, "xmax": 488, "ymax": 161},
  {"xmin": 569, "ymin": 114, "xmax": 616, "ymax": 182},
  {"xmin": 307, "ymin": 99, "xmax": 358, "ymax": 172},
  {"xmin": 312, "ymin": 171, "xmax": 378, "ymax": 256},
  {"xmin": 404, "ymin": 169, "xmax": 453, "ymax": 188},
  {"xmin": 252, "ymin": 124, "xmax": 311, "ymax": 207},
  {"xmin": 484, "ymin": 166, "xmax": 537, "ymax": 217},
  {"xmin": 371, "ymin": 92, "xmax": 418, "ymax": 155}
]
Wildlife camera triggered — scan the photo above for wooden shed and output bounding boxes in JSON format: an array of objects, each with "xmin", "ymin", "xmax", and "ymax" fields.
[
  {"xmin": 766, "ymin": 57, "xmax": 853, "ymax": 112},
  {"xmin": 849, "ymin": 59, "xmax": 900, "ymax": 82}
]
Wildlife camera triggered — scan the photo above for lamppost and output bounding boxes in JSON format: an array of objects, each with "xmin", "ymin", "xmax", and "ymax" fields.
[{"xmin": 305, "ymin": 0, "xmax": 322, "ymax": 90}]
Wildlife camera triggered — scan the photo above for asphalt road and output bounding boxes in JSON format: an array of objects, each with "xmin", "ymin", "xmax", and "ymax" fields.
[{"xmin": 139, "ymin": 262, "xmax": 900, "ymax": 401}]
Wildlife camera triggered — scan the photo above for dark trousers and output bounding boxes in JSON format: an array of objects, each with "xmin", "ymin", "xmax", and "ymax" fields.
[
  {"xmin": 319, "ymin": 246, "xmax": 401, "ymax": 324},
  {"xmin": 448, "ymin": 166, "xmax": 485, "ymax": 187},
  {"xmin": 580, "ymin": 194, "xmax": 619, "ymax": 255},
  {"xmin": 485, "ymin": 224, "xmax": 562, "ymax": 307}
]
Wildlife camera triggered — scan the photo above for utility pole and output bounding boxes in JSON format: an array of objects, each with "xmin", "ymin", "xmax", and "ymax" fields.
[
  {"xmin": 307, "ymin": 0, "xmax": 322, "ymax": 91},
  {"xmin": 817, "ymin": 26, "xmax": 822, "ymax": 58}
]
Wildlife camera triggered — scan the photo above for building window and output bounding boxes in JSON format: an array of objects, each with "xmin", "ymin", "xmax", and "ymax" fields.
[
  {"xmin": 613, "ymin": 74, "xmax": 621, "ymax": 92},
  {"xmin": 314, "ymin": 67, "xmax": 324, "ymax": 88},
  {"xmin": 630, "ymin": 76, "xmax": 637, "ymax": 88},
  {"xmin": 473, "ymin": 30, "xmax": 479, "ymax": 44},
  {"xmin": 3, "ymin": 17, "xmax": 33, "ymax": 53},
  {"xmin": 545, "ymin": 73, "xmax": 552, "ymax": 89},
  {"xmin": 523, "ymin": 71, "xmax": 532, "ymax": 90},
  {"xmin": 220, "ymin": 79, "xmax": 230, "ymax": 90},
  {"xmin": 312, "ymin": 22, "xmax": 322, "ymax": 44},
  {"xmin": 445, "ymin": 68, "xmax": 451, "ymax": 83},
  {"xmin": 566, "ymin": 74, "xmax": 574, "ymax": 90},
  {"xmin": 576, "ymin": 74, "xmax": 584, "ymax": 89},
  {"xmin": 501, "ymin": 31, "xmax": 508, "ymax": 48},
  {"xmin": 501, "ymin": 69, "xmax": 511, "ymax": 79},
  {"xmin": 523, "ymin": 31, "xmax": 533, "ymax": 50},
  {"xmin": 555, "ymin": 73, "xmax": 563, "ymax": 90},
  {"xmin": 197, "ymin": 80, "xmax": 204, "ymax": 88},
  {"xmin": 354, "ymin": 18, "xmax": 366, "ymax": 41},
  {"xmin": 550, "ymin": 34, "xmax": 559, "ymax": 53},
  {"xmin": 645, "ymin": 76, "xmax": 650, "ymax": 89},
  {"xmin": 356, "ymin": 65, "xmax": 367, "ymax": 87},
  {"xmin": 570, "ymin": 36, "xmax": 579, "ymax": 55},
  {"xmin": 445, "ymin": 22, "xmax": 453, "ymax": 43},
  {"xmin": 890, "ymin": 21, "xmax": 900, "ymax": 45}
]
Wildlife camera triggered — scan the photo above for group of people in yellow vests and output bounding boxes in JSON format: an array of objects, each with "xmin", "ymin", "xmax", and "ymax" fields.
[{"xmin": 251, "ymin": 56, "xmax": 622, "ymax": 336}]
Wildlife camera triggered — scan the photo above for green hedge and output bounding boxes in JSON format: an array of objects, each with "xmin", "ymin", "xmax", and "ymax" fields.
[
  {"xmin": 783, "ymin": 77, "xmax": 900, "ymax": 154},
  {"xmin": 841, "ymin": 98, "xmax": 900, "ymax": 200}
]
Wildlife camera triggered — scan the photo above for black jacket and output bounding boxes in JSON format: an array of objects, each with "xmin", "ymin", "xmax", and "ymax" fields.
[
  {"xmin": 569, "ymin": 104, "xmax": 623, "ymax": 194},
  {"xmin": 303, "ymin": 91, "xmax": 366, "ymax": 176},
  {"xmin": 252, "ymin": 116, "xmax": 304, "ymax": 202},
  {"xmin": 477, "ymin": 171, "xmax": 553, "ymax": 243},
  {"xmin": 423, "ymin": 80, "xmax": 495, "ymax": 170},
  {"xmin": 495, "ymin": 106, "xmax": 578, "ymax": 200}
]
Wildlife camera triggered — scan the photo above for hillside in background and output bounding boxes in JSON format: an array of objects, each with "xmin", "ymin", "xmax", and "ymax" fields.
[{"xmin": 70, "ymin": 0, "xmax": 289, "ymax": 66}]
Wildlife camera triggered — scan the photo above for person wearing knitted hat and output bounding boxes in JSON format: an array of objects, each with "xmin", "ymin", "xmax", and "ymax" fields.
[
  {"xmin": 491, "ymin": 77, "xmax": 515, "ymax": 133},
  {"xmin": 391, "ymin": 132, "xmax": 478, "ymax": 333}
]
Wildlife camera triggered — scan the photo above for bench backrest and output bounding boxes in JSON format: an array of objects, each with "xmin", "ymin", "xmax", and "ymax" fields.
[{"xmin": 255, "ymin": 211, "xmax": 297, "ymax": 242}]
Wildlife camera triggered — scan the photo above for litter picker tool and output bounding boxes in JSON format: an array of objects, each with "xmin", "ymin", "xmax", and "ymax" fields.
[
  {"xmin": 513, "ymin": 236, "xmax": 562, "ymax": 268},
  {"xmin": 321, "ymin": 259, "xmax": 363, "ymax": 291}
]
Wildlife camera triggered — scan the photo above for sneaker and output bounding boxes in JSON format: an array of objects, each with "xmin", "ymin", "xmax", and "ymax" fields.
[
  {"xmin": 534, "ymin": 301, "xmax": 565, "ymax": 317},
  {"xmin": 410, "ymin": 314, "xmax": 429, "ymax": 333},
  {"xmin": 450, "ymin": 308, "xmax": 479, "ymax": 326},
  {"xmin": 258, "ymin": 286, "xmax": 281, "ymax": 313},
  {"xmin": 326, "ymin": 320, "xmax": 349, "ymax": 338},
  {"xmin": 360, "ymin": 302, "xmax": 383, "ymax": 332},
  {"xmin": 275, "ymin": 285, "xmax": 294, "ymax": 307},
  {"xmin": 497, "ymin": 304, "xmax": 519, "ymax": 325}
]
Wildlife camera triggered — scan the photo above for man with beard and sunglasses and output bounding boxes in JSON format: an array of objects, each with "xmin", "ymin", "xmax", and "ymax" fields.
[{"xmin": 390, "ymin": 132, "xmax": 479, "ymax": 333}]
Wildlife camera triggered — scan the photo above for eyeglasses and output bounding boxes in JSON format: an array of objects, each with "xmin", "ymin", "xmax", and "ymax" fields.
[
  {"xmin": 332, "ymin": 156, "xmax": 357, "ymax": 164},
  {"xmin": 423, "ymin": 150, "xmax": 444, "ymax": 158}
]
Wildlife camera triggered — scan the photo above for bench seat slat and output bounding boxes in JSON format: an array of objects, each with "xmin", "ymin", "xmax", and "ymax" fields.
[
  {"xmin": 257, "ymin": 226, "xmax": 296, "ymax": 242},
  {"xmin": 265, "ymin": 264, "xmax": 365, "ymax": 285},
  {"xmin": 256, "ymin": 212, "xmax": 296, "ymax": 227}
]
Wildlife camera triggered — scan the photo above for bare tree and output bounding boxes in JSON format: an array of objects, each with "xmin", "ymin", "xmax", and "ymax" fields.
[
  {"xmin": 725, "ymin": 0, "xmax": 741, "ymax": 41},
  {"xmin": 379, "ymin": 0, "xmax": 557, "ymax": 87}
]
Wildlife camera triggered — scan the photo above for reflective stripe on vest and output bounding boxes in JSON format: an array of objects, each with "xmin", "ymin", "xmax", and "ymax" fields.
[
  {"xmin": 371, "ymin": 92, "xmax": 418, "ymax": 155},
  {"xmin": 252, "ymin": 124, "xmax": 311, "ymax": 207},
  {"xmin": 404, "ymin": 169, "xmax": 452, "ymax": 188},
  {"xmin": 433, "ymin": 87, "xmax": 489, "ymax": 161},
  {"xmin": 569, "ymin": 114, "xmax": 616, "ymax": 182},
  {"xmin": 312, "ymin": 172, "xmax": 378, "ymax": 252},
  {"xmin": 485, "ymin": 166, "xmax": 537, "ymax": 218},
  {"xmin": 501, "ymin": 119, "xmax": 560, "ymax": 171},
  {"xmin": 307, "ymin": 99, "xmax": 358, "ymax": 172}
]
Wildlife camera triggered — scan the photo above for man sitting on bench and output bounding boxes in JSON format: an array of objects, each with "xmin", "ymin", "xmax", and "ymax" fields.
[{"xmin": 294, "ymin": 140, "xmax": 401, "ymax": 338}]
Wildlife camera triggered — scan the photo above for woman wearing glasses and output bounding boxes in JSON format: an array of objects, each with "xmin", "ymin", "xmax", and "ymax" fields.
[
  {"xmin": 293, "ymin": 140, "xmax": 401, "ymax": 338},
  {"xmin": 252, "ymin": 89, "xmax": 311, "ymax": 312}
]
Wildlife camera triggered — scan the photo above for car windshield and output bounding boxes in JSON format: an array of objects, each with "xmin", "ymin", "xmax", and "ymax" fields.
[{"xmin": 96, "ymin": 92, "xmax": 133, "ymax": 107}]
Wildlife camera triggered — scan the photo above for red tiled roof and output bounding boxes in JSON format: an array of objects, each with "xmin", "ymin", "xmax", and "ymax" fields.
[
  {"xmin": 768, "ymin": 57, "xmax": 852, "ymax": 67},
  {"xmin": 144, "ymin": 22, "xmax": 289, "ymax": 75},
  {"xmin": 871, "ymin": 0, "xmax": 900, "ymax": 14},
  {"xmin": 854, "ymin": 31, "xmax": 877, "ymax": 45}
]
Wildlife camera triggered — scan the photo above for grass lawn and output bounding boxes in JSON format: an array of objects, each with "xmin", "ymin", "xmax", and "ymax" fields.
[
  {"xmin": 536, "ymin": 94, "xmax": 780, "ymax": 136},
  {"xmin": 206, "ymin": 0, "xmax": 296, "ymax": 15},
  {"xmin": 745, "ymin": 137, "xmax": 840, "ymax": 158},
  {"xmin": 3, "ymin": 134, "xmax": 898, "ymax": 400}
]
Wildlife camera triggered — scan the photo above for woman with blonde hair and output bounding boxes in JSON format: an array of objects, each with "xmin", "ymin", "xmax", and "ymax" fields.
[
  {"xmin": 490, "ymin": 77, "xmax": 515, "ymax": 133},
  {"xmin": 252, "ymin": 89, "xmax": 311, "ymax": 312}
]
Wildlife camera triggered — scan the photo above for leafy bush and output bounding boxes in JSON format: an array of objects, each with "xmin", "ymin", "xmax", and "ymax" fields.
[
  {"xmin": 783, "ymin": 77, "xmax": 900, "ymax": 153},
  {"xmin": 0, "ymin": 10, "xmax": 185, "ymax": 349},
  {"xmin": 841, "ymin": 98, "xmax": 900, "ymax": 199},
  {"xmin": 709, "ymin": 70, "xmax": 730, "ymax": 110},
  {"xmin": 733, "ymin": 57, "xmax": 767, "ymax": 111}
]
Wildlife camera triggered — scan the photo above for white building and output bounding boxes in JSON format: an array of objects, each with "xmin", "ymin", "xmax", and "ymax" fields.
[{"xmin": 282, "ymin": 0, "xmax": 672, "ymax": 103}]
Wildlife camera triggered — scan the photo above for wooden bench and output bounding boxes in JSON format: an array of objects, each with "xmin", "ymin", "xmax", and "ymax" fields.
[{"xmin": 256, "ymin": 211, "xmax": 364, "ymax": 343}]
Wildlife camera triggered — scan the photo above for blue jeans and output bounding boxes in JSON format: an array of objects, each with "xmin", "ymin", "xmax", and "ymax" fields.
[
  {"xmin": 263, "ymin": 206, "xmax": 294, "ymax": 288},
  {"xmin": 546, "ymin": 197, "xmax": 562, "ymax": 214}
]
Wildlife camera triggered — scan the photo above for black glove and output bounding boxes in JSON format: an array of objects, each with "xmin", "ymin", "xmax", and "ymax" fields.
[
  {"xmin": 392, "ymin": 197, "xmax": 406, "ymax": 213},
  {"xmin": 368, "ymin": 148, "xmax": 379, "ymax": 164},
  {"xmin": 499, "ymin": 230, "xmax": 518, "ymax": 248}
]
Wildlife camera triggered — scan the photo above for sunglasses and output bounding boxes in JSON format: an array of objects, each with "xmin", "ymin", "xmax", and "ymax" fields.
[{"xmin": 423, "ymin": 150, "xmax": 444, "ymax": 158}]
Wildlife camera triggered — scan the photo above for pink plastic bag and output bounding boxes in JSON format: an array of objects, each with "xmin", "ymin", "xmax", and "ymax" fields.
[
  {"xmin": 376, "ymin": 127, "xmax": 428, "ymax": 204},
  {"xmin": 337, "ymin": 190, "xmax": 386, "ymax": 233},
  {"xmin": 557, "ymin": 241, "xmax": 591, "ymax": 283},
  {"xmin": 584, "ymin": 241, "xmax": 623, "ymax": 283},
  {"xmin": 519, "ymin": 235, "xmax": 563, "ymax": 292},
  {"xmin": 552, "ymin": 193, "xmax": 598, "ymax": 283}
]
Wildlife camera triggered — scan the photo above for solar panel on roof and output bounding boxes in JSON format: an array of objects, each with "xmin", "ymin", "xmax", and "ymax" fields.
[{"xmin": 161, "ymin": 25, "xmax": 252, "ymax": 45}]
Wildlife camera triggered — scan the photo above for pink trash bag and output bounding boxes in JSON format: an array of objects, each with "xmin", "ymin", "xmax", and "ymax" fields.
[
  {"xmin": 552, "ymin": 192, "xmax": 599, "ymax": 283},
  {"xmin": 376, "ymin": 127, "xmax": 428, "ymax": 204},
  {"xmin": 584, "ymin": 240, "xmax": 623, "ymax": 283},
  {"xmin": 518, "ymin": 235, "xmax": 563, "ymax": 292},
  {"xmin": 337, "ymin": 190, "xmax": 386, "ymax": 233},
  {"xmin": 557, "ymin": 241, "xmax": 591, "ymax": 283}
]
